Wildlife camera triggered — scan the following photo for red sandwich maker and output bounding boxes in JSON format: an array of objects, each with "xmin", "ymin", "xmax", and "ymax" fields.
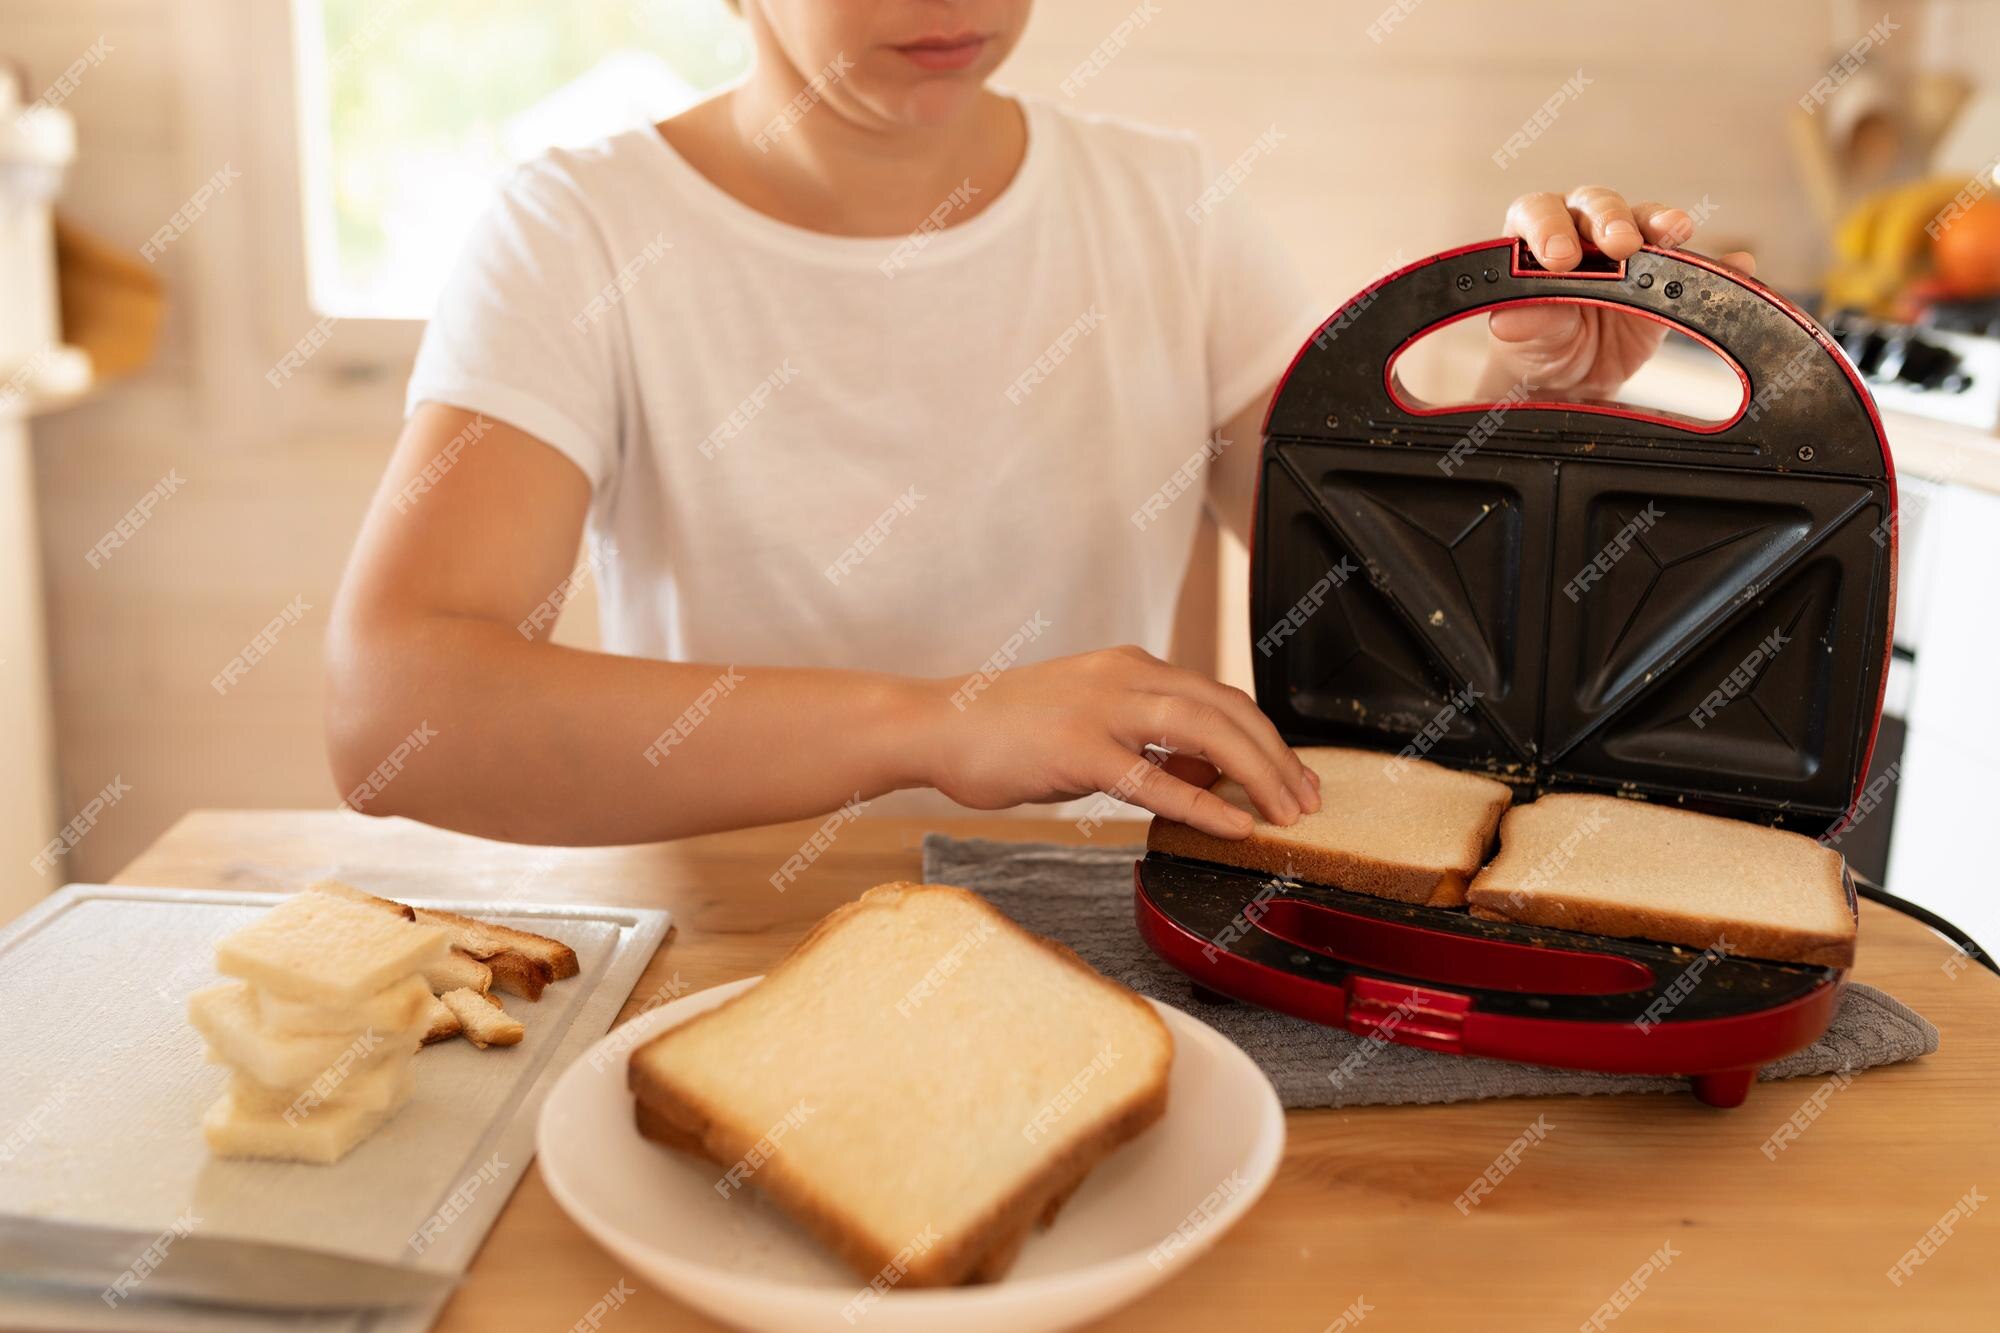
[{"xmin": 1135, "ymin": 237, "xmax": 1896, "ymax": 1107}]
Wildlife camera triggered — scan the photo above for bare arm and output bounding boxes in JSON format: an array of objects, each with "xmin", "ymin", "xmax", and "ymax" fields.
[{"xmin": 326, "ymin": 407, "xmax": 1319, "ymax": 845}]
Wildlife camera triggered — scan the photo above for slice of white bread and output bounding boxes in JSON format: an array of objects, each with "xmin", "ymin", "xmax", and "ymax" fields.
[
  {"xmin": 189, "ymin": 981, "xmax": 424, "ymax": 1089},
  {"xmin": 202, "ymin": 1074, "xmax": 413, "ymax": 1165},
  {"xmin": 441, "ymin": 988, "xmax": 524, "ymax": 1049},
  {"xmin": 1146, "ymin": 746, "xmax": 1514, "ymax": 906},
  {"xmin": 1465, "ymin": 793, "xmax": 1857, "ymax": 967},
  {"xmin": 253, "ymin": 974, "xmax": 433, "ymax": 1038},
  {"xmin": 628, "ymin": 883, "xmax": 1173, "ymax": 1288},
  {"xmin": 227, "ymin": 1053, "xmax": 410, "ymax": 1117},
  {"xmin": 424, "ymin": 948, "xmax": 493, "ymax": 996},
  {"xmin": 216, "ymin": 892, "xmax": 446, "ymax": 1007}
]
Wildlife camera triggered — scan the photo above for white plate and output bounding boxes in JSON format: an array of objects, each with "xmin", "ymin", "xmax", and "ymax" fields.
[{"xmin": 537, "ymin": 977, "xmax": 1285, "ymax": 1333}]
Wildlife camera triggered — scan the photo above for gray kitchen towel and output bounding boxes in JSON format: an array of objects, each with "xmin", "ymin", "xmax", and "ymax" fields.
[{"xmin": 923, "ymin": 835, "xmax": 1940, "ymax": 1109}]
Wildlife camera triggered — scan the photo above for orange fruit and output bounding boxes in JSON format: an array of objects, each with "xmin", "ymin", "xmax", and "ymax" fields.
[{"xmin": 1932, "ymin": 196, "xmax": 2000, "ymax": 298}]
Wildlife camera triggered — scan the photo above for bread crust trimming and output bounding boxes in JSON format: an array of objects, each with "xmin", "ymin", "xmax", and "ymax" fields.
[{"xmin": 302, "ymin": 884, "xmax": 580, "ymax": 1001}]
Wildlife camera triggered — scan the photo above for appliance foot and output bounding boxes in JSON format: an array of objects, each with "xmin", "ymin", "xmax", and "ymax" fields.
[
  {"xmin": 1189, "ymin": 984, "xmax": 1236, "ymax": 1007},
  {"xmin": 1691, "ymin": 1068, "xmax": 1757, "ymax": 1108}
]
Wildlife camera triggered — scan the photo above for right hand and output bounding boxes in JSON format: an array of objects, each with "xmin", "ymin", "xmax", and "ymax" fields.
[{"xmin": 917, "ymin": 645, "xmax": 1320, "ymax": 838}]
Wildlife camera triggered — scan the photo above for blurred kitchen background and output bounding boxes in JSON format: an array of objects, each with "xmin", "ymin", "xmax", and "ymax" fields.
[{"xmin": 3, "ymin": 0, "xmax": 1998, "ymax": 951}]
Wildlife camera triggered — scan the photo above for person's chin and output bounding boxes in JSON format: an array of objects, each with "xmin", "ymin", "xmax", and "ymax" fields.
[{"xmin": 864, "ymin": 49, "xmax": 1003, "ymax": 126}]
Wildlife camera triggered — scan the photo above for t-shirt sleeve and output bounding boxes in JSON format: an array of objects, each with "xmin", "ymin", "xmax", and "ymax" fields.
[
  {"xmin": 1187, "ymin": 140, "xmax": 1324, "ymax": 430},
  {"xmin": 405, "ymin": 163, "xmax": 624, "ymax": 491}
]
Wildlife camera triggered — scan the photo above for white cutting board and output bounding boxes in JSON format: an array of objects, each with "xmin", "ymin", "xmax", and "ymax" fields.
[{"xmin": 0, "ymin": 885, "xmax": 671, "ymax": 1332}]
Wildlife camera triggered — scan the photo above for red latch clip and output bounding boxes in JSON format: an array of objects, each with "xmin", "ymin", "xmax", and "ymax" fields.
[{"xmin": 1345, "ymin": 976, "xmax": 1473, "ymax": 1053}]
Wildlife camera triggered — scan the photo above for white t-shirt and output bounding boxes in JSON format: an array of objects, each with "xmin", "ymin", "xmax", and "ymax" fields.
[{"xmin": 406, "ymin": 96, "xmax": 1320, "ymax": 816}]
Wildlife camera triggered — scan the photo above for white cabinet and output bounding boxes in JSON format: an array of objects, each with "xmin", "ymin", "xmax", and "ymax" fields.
[{"xmin": 1884, "ymin": 476, "xmax": 2000, "ymax": 956}]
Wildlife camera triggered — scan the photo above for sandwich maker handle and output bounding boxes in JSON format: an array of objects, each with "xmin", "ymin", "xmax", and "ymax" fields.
[
  {"xmin": 1265, "ymin": 237, "xmax": 1889, "ymax": 477},
  {"xmin": 1507, "ymin": 236, "xmax": 1630, "ymax": 280},
  {"xmin": 1383, "ymin": 242, "xmax": 1752, "ymax": 434}
]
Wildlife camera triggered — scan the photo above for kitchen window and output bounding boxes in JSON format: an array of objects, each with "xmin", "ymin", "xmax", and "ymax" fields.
[{"xmin": 293, "ymin": 0, "xmax": 748, "ymax": 322}]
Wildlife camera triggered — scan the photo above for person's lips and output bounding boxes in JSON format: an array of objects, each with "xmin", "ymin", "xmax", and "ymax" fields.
[{"xmin": 890, "ymin": 32, "xmax": 989, "ymax": 72}]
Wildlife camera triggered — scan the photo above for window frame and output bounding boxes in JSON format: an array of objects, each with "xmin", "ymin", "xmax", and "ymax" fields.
[
  {"xmin": 213, "ymin": 0, "xmax": 744, "ymax": 431},
  {"xmin": 149, "ymin": 0, "xmax": 418, "ymax": 440}
]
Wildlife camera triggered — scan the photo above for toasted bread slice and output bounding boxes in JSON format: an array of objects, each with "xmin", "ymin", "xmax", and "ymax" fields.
[
  {"xmin": 424, "ymin": 947, "xmax": 493, "ymax": 996},
  {"xmin": 628, "ymin": 883, "xmax": 1172, "ymax": 1288},
  {"xmin": 1465, "ymin": 793, "xmax": 1857, "ymax": 967},
  {"xmin": 217, "ymin": 893, "xmax": 446, "ymax": 1008},
  {"xmin": 190, "ymin": 981, "xmax": 423, "ymax": 1089},
  {"xmin": 419, "ymin": 993, "xmax": 462, "ymax": 1045},
  {"xmin": 306, "ymin": 879, "xmax": 415, "ymax": 921},
  {"xmin": 202, "ymin": 1074, "xmax": 413, "ymax": 1165},
  {"xmin": 1147, "ymin": 746, "xmax": 1514, "ymax": 906},
  {"xmin": 253, "ymin": 974, "xmax": 432, "ymax": 1038},
  {"xmin": 442, "ymin": 988, "xmax": 524, "ymax": 1049}
]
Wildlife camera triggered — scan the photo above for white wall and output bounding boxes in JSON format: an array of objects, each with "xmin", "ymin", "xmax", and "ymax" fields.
[{"xmin": 12, "ymin": 0, "xmax": 1970, "ymax": 884}]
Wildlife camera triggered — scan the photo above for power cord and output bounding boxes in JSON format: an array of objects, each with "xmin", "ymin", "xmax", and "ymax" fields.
[{"xmin": 1850, "ymin": 871, "xmax": 1997, "ymax": 977}]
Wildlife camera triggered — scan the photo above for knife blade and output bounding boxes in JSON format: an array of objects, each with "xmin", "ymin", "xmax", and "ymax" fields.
[{"xmin": 0, "ymin": 1215, "xmax": 456, "ymax": 1311}]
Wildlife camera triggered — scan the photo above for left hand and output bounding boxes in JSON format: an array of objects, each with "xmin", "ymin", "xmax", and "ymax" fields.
[{"xmin": 1483, "ymin": 187, "xmax": 1755, "ymax": 400}]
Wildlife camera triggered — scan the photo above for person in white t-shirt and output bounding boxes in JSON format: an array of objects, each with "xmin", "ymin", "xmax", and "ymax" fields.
[{"xmin": 325, "ymin": 0, "xmax": 1753, "ymax": 846}]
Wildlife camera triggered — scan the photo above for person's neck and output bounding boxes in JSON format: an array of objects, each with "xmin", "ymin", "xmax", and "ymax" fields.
[{"xmin": 708, "ymin": 51, "xmax": 1026, "ymax": 237}]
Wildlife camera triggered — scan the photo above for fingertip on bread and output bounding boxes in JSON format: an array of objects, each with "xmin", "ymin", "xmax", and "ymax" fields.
[{"xmin": 1146, "ymin": 746, "xmax": 1512, "ymax": 906}]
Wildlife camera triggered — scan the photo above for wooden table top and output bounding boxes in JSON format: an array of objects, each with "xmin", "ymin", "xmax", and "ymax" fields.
[{"xmin": 113, "ymin": 809, "xmax": 2000, "ymax": 1331}]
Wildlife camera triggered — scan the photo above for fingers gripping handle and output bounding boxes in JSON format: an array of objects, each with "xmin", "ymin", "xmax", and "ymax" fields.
[{"xmin": 1265, "ymin": 238, "xmax": 1887, "ymax": 476}]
